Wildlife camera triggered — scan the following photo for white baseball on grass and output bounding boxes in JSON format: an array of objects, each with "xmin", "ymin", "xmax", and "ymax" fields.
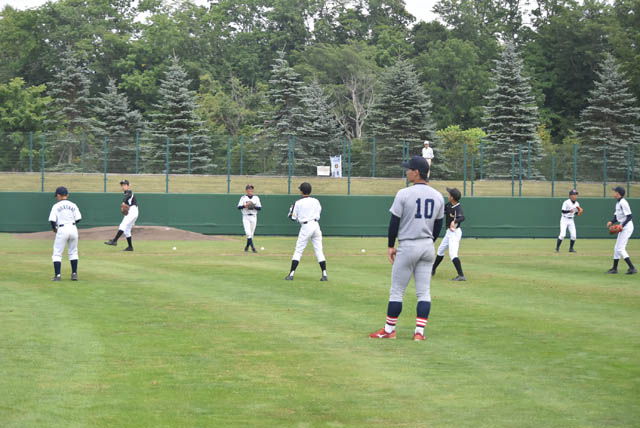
[
  {"xmin": 361, "ymin": 248, "xmax": 366, "ymax": 253},
  {"xmin": 261, "ymin": 247, "xmax": 265, "ymax": 250},
  {"xmin": 172, "ymin": 246, "xmax": 176, "ymax": 251}
]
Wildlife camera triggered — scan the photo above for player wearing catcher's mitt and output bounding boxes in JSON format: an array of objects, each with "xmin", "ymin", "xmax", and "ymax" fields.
[
  {"xmin": 238, "ymin": 184, "xmax": 262, "ymax": 252},
  {"xmin": 556, "ymin": 189, "xmax": 581, "ymax": 253},
  {"xmin": 606, "ymin": 186, "xmax": 636, "ymax": 274},
  {"xmin": 104, "ymin": 179, "xmax": 139, "ymax": 251}
]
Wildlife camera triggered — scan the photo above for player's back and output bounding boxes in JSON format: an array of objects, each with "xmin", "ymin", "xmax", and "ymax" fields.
[
  {"xmin": 293, "ymin": 197, "xmax": 321, "ymax": 223},
  {"xmin": 50, "ymin": 200, "xmax": 81, "ymax": 224},
  {"xmin": 390, "ymin": 184, "xmax": 444, "ymax": 241}
]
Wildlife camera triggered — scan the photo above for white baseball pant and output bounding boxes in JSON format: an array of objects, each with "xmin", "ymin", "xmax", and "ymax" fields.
[
  {"xmin": 292, "ymin": 221, "xmax": 325, "ymax": 262},
  {"xmin": 559, "ymin": 217, "xmax": 576, "ymax": 240},
  {"xmin": 389, "ymin": 238, "xmax": 435, "ymax": 302},
  {"xmin": 437, "ymin": 228, "xmax": 462, "ymax": 260},
  {"xmin": 614, "ymin": 221, "xmax": 634, "ymax": 259},
  {"xmin": 52, "ymin": 224, "xmax": 78, "ymax": 262},
  {"xmin": 119, "ymin": 205, "xmax": 139, "ymax": 238},
  {"xmin": 242, "ymin": 215, "xmax": 257, "ymax": 239}
]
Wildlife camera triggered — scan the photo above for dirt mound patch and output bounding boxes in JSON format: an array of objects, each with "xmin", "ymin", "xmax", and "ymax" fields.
[{"xmin": 14, "ymin": 226, "xmax": 232, "ymax": 241}]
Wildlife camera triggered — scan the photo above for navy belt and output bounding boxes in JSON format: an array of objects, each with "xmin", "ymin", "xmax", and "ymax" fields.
[
  {"xmin": 58, "ymin": 223, "xmax": 75, "ymax": 227},
  {"xmin": 247, "ymin": 214, "xmax": 255, "ymax": 216},
  {"xmin": 302, "ymin": 219, "xmax": 317, "ymax": 224}
]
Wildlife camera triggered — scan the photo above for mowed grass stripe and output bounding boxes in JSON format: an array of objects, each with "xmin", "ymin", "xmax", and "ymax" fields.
[{"xmin": 1, "ymin": 236, "xmax": 639, "ymax": 427}]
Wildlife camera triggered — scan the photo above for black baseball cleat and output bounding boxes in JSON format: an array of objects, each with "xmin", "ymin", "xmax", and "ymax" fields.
[
  {"xmin": 123, "ymin": 246, "xmax": 134, "ymax": 252},
  {"xmin": 626, "ymin": 268, "xmax": 638, "ymax": 275},
  {"xmin": 284, "ymin": 275, "xmax": 294, "ymax": 280},
  {"xmin": 569, "ymin": 249, "xmax": 577, "ymax": 253},
  {"xmin": 451, "ymin": 275, "xmax": 466, "ymax": 281},
  {"xmin": 252, "ymin": 248, "xmax": 257, "ymax": 253},
  {"xmin": 71, "ymin": 272, "xmax": 78, "ymax": 281},
  {"xmin": 606, "ymin": 268, "xmax": 618, "ymax": 274},
  {"xmin": 320, "ymin": 275, "xmax": 328, "ymax": 281},
  {"xmin": 51, "ymin": 275, "xmax": 61, "ymax": 282},
  {"xmin": 104, "ymin": 240, "xmax": 117, "ymax": 246},
  {"xmin": 555, "ymin": 248, "xmax": 559, "ymax": 253},
  {"xmin": 244, "ymin": 247, "xmax": 249, "ymax": 252},
  {"xmin": 431, "ymin": 270, "xmax": 436, "ymax": 277}
]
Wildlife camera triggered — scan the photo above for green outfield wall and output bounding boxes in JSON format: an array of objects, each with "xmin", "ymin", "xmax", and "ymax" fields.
[{"xmin": 0, "ymin": 192, "xmax": 637, "ymax": 239}]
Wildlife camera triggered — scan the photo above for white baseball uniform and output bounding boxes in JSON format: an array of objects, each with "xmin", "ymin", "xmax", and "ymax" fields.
[
  {"xmin": 238, "ymin": 194, "xmax": 262, "ymax": 239},
  {"xmin": 613, "ymin": 198, "xmax": 634, "ymax": 260},
  {"xmin": 288, "ymin": 196, "xmax": 325, "ymax": 262},
  {"xmin": 49, "ymin": 200, "xmax": 82, "ymax": 262},
  {"xmin": 559, "ymin": 198, "xmax": 581, "ymax": 241},
  {"xmin": 422, "ymin": 146, "xmax": 434, "ymax": 177},
  {"xmin": 437, "ymin": 202, "xmax": 464, "ymax": 260},
  {"xmin": 119, "ymin": 190, "xmax": 138, "ymax": 238}
]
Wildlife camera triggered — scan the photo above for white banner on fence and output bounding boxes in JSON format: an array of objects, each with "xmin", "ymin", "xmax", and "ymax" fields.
[{"xmin": 330, "ymin": 155, "xmax": 342, "ymax": 178}]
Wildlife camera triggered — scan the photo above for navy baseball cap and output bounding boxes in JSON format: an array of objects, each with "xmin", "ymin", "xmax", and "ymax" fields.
[
  {"xmin": 55, "ymin": 186, "xmax": 68, "ymax": 196},
  {"xmin": 401, "ymin": 155, "xmax": 429, "ymax": 174},
  {"xmin": 446, "ymin": 187, "xmax": 462, "ymax": 201},
  {"xmin": 569, "ymin": 189, "xmax": 578, "ymax": 195},
  {"xmin": 613, "ymin": 186, "xmax": 625, "ymax": 197},
  {"xmin": 299, "ymin": 182, "xmax": 312, "ymax": 194},
  {"xmin": 119, "ymin": 179, "xmax": 130, "ymax": 185}
]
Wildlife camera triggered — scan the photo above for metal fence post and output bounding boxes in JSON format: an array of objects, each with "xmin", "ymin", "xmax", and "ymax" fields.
[
  {"xmin": 135, "ymin": 131, "xmax": 139, "ymax": 174},
  {"xmin": 573, "ymin": 144, "xmax": 578, "ymax": 190},
  {"xmin": 511, "ymin": 153, "xmax": 515, "ymax": 197},
  {"xmin": 348, "ymin": 138, "xmax": 352, "ymax": 195},
  {"xmin": 471, "ymin": 153, "xmax": 475, "ymax": 196},
  {"xmin": 551, "ymin": 154, "xmax": 555, "ymax": 197},
  {"xmin": 527, "ymin": 141, "xmax": 531, "ymax": 179},
  {"xmin": 41, "ymin": 134, "xmax": 45, "ymax": 192},
  {"xmin": 292, "ymin": 135, "xmax": 296, "ymax": 177},
  {"xmin": 240, "ymin": 135, "xmax": 244, "ymax": 176},
  {"xmin": 103, "ymin": 137, "xmax": 107, "ymax": 193},
  {"xmin": 29, "ymin": 132, "xmax": 33, "ymax": 172},
  {"xmin": 603, "ymin": 144, "xmax": 607, "ymax": 198},
  {"xmin": 187, "ymin": 134, "xmax": 192, "ymax": 175},
  {"xmin": 227, "ymin": 137, "xmax": 231, "ymax": 194},
  {"xmin": 287, "ymin": 137, "xmax": 291, "ymax": 195},
  {"xmin": 82, "ymin": 132, "xmax": 86, "ymax": 174},
  {"xmin": 480, "ymin": 140, "xmax": 484, "ymax": 179},
  {"xmin": 371, "ymin": 137, "xmax": 376, "ymax": 178},
  {"xmin": 627, "ymin": 145, "xmax": 631, "ymax": 197},
  {"xmin": 632, "ymin": 144, "xmax": 635, "ymax": 182},
  {"xmin": 166, "ymin": 136, "xmax": 170, "ymax": 194},
  {"xmin": 518, "ymin": 144, "xmax": 522, "ymax": 197},
  {"xmin": 404, "ymin": 140, "xmax": 409, "ymax": 187},
  {"xmin": 463, "ymin": 143, "xmax": 467, "ymax": 196}
]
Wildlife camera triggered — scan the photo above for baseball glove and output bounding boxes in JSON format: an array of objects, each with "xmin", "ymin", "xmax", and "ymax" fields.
[
  {"xmin": 576, "ymin": 206, "xmax": 584, "ymax": 216},
  {"xmin": 121, "ymin": 203, "xmax": 129, "ymax": 215},
  {"xmin": 609, "ymin": 224, "xmax": 623, "ymax": 235},
  {"xmin": 246, "ymin": 201, "xmax": 255, "ymax": 210}
]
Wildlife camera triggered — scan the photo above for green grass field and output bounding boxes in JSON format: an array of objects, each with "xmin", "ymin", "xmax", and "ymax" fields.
[
  {"xmin": 1, "ymin": 235, "xmax": 639, "ymax": 427},
  {"xmin": 2, "ymin": 171, "xmax": 638, "ymax": 197}
]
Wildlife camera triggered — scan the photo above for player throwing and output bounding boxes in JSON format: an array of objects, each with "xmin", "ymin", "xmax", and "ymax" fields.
[
  {"xmin": 104, "ymin": 179, "xmax": 139, "ymax": 251},
  {"xmin": 556, "ymin": 189, "xmax": 581, "ymax": 253},
  {"xmin": 238, "ymin": 184, "xmax": 262, "ymax": 252},
  {"xmin": 49, "ymin": 186, "xmax": 82, "ymax": 281},
  {"xmin": 606, "ymin": 186, "xmax": 636, "ymax": 274},
  {"xmin": 285, "ymin": 182, "xmax": 327, "ymax": 281},
  {"xmin": 431, "ymin": 187, "xmax": 466, "ymax": 281},
  {"xmin": 369, "ymin": 156, "xmax": 445, "ymax": 341}
]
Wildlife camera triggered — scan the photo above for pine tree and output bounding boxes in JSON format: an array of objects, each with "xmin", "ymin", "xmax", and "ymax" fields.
[
  {"xmin": 367, "ymin": 59, "xmax": 436, "ymax": 176},
  {"xmin": 92, "ymin": 78, "xmax": 145, "ymax": 173},
  {"xmin": 150, "ymin": 56, "xmax": 211, "ymax": 174},
  {"xmin": 483, "ymin": 42, "xmax": 541, "ymax": 178},
  {"xmin": 577, "ymin": 53, "xmax": 640, "ymax": 181},
  {"xmin": 45, "ymin": 48, "xmax": 93, "ymax": 167}
]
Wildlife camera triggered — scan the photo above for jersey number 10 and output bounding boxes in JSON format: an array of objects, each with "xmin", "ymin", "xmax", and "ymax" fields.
[{"xmin": 415, "ymin": 198, "xmax": 435, "ymax": 219}]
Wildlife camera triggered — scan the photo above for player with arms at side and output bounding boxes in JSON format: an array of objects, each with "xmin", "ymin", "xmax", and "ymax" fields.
[
  {"xmin": 104, "ymin": 179, "xmax": 139, "ymax": 251},
  {"xmin": 49, "ymin": 186, "xmax": 82, "ymax": 281},
  {"xmin": 237, "ymin": 184, "xmax": 262, "ymax": 252},
  {"xmin": 285, "ymin": 182, "xmax": 328, "ymax": 281},
  {"xmin": 556, "ymin": 189, "xmax": 582, "ymax": 253},
  {"xmin": 369, "ymin": 156, "xmax": 445, "ymax": 341},
  {"xmin": 431, "ymin": 187, "xmax": 466, "ymax": 281},
  {"xmin": 606, "ymin": 186, "xmax": 636, "ymax": 274}
]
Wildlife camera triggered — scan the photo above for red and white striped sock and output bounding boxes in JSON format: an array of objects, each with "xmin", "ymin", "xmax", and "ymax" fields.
[
  {"xmin": 384, "ymin": 316, "xmax": 398, "ymax": 333},
  {"xmin": 415, "ymin": 317, "xmax": 427, "ymax": 335}
]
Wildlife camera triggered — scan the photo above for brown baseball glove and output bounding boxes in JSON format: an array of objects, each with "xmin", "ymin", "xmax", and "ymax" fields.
[
  {"xmin": 121, "ymin": 203, "xmax": 129, "ymax": 215},
  {"xmin": 576, "ymin": 206, "xmax": 584, "ymax": 216},
  {"xmin": 609, "ymin": 224, "xmax": 623, "ymax": 234}
]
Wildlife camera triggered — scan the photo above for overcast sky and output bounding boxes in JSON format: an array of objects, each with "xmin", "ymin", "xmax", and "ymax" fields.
[{"xmin": 2, "ymin": 0, "xmax": 439, "ymax": 23}]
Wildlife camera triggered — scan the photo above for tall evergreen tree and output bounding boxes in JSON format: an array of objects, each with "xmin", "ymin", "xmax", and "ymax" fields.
[
  {"xmin": 367, "ymin": 59, "xmax": 436, "ymax": 175},
  {"xmin": 577, "ymin": 53, "xmax": 640, "ymax": 180},
  {"xmin": 483, "ymin": 42, "xmax": 541, "ymax": 178},
  {"xmin": 45, "ymin": 48, "xmax": 92, "ymax": 167},
  {"xmin": 150, "ymin": 56, "xmax": 211, "ymax": 174},
  {"xmin": 92, "ymin": 78, "xmax": 145, "ymax": 173}
]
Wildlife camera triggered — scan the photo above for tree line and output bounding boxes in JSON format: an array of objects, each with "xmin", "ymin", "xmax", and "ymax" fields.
[{"xmin": 0, "ymin": 0, "xmax": 638, "ymax": 180}]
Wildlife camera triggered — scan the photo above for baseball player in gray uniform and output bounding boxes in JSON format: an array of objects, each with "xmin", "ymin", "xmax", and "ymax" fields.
[
  {"xmin": 606, "ymin": 186, "xmax": 636, "ymax": 274},
  {"xmin": 285, "ymin": 182, "xmax": 327, "ymax": 281},
  {"xmin": 369, "ymin": 156, "xmax": 445, "ymax": 341},
  {"xmin": 48, "ymin": 186, "xmax": 82, "ymax": 281}
]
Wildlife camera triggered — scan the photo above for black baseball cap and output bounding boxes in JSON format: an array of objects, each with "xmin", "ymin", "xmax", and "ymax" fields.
[
  {"xmin": 55, "ymin": 186, "xmax": 68, "ymax": 196},
  {"xmin": 299, "ymin": 182, "xmax": 312, "ymax": 195},
  {"xmin": 446, "ymin": 187, "xmax": 461, "ymax": 201},
  {"xmin": 613, "ymin": 186, "xmax": 625, "ymax": 197},
  {"xmin": 401, "ymin": 155, "xmax": 429, "ymax": 174},
  {"xmin": 245, "ymin": 184, "xmax": 254, "ymax": 190},
  {"xmin": 119, "ymin": 179, "xmax": 130, "ymax": 185},
  {"xmin": 569, "ymin": 189, "xmax": 578, "ymax": 195}
]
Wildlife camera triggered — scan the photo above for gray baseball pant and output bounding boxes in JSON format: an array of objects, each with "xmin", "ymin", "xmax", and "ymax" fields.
[{"xmin": 389, "ymin": 238, "xmax": 435, "ymax": 302}]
